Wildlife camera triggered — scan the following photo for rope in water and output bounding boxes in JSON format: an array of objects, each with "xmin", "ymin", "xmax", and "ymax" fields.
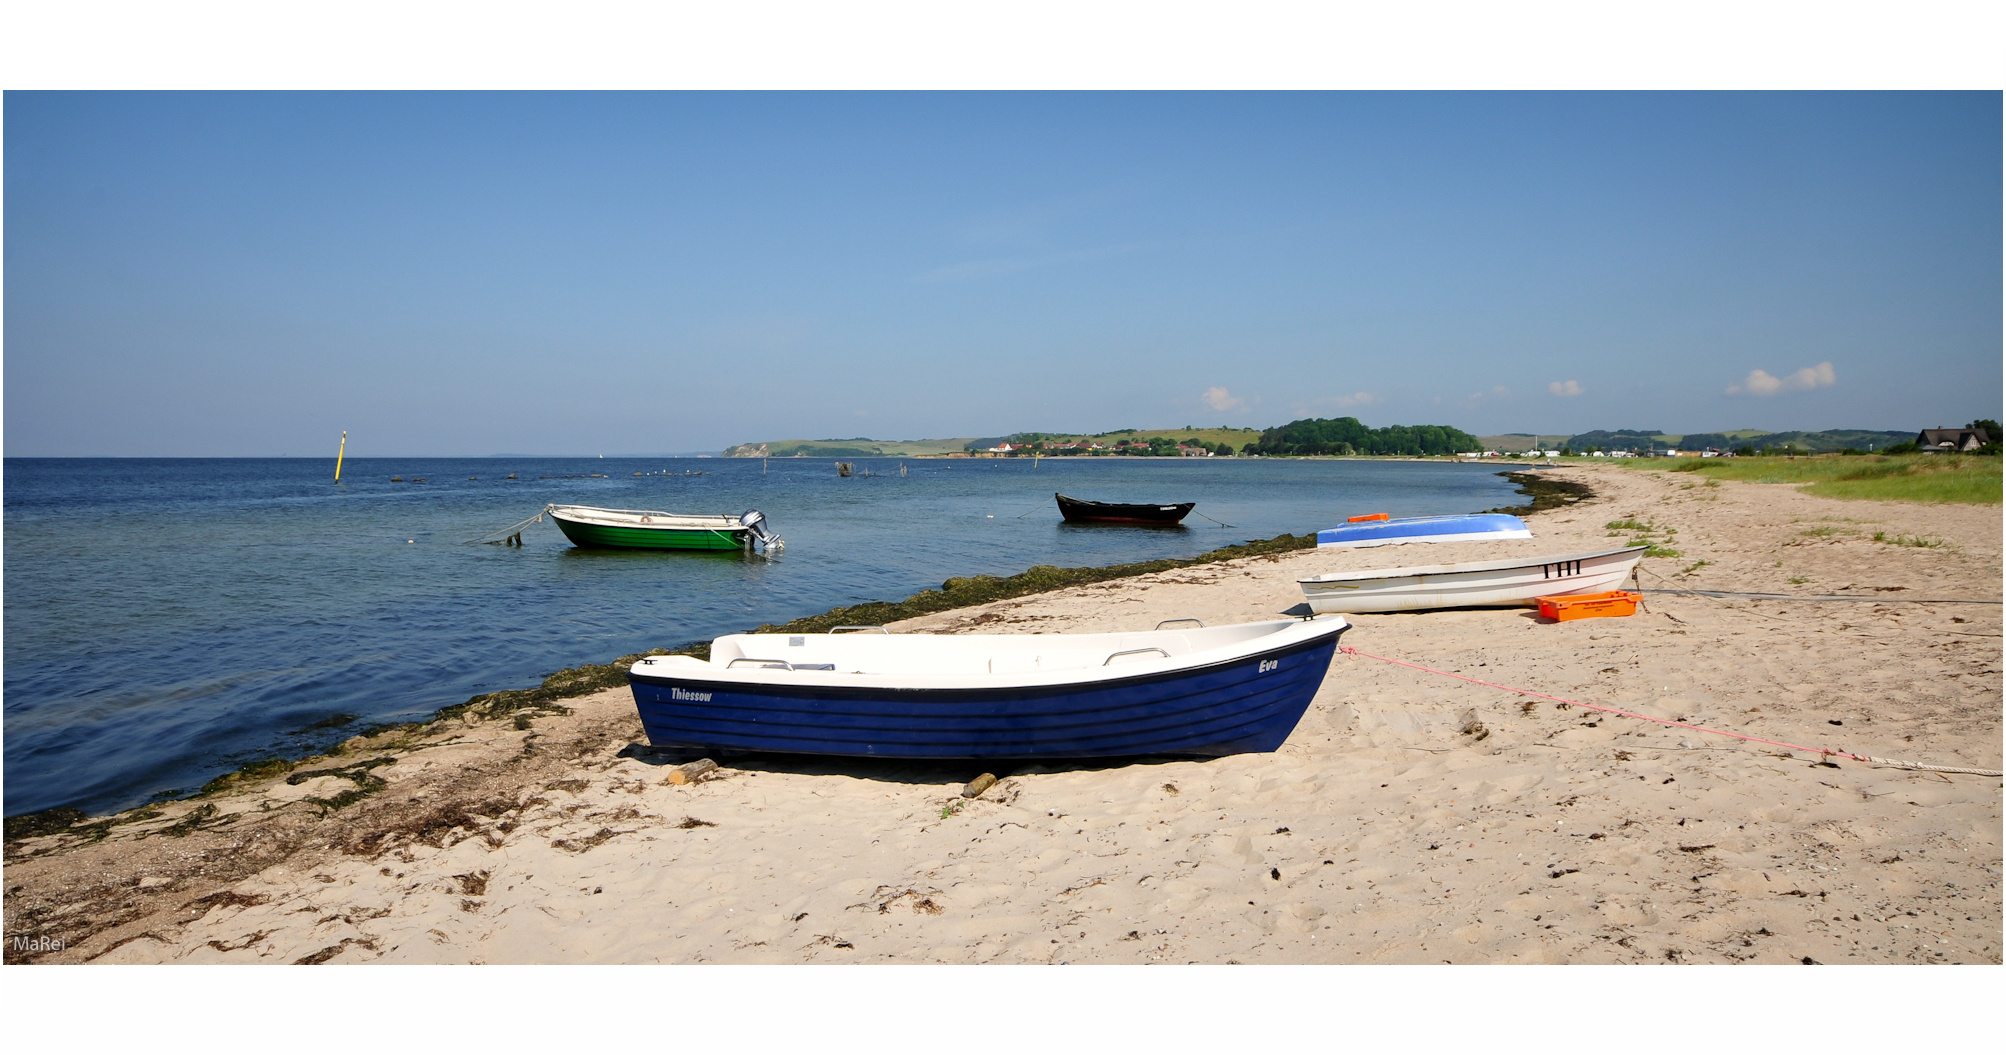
[
  {"xmin": 1337, "ymin": 645, "xmax": 2003, "ymax": 778},
  {"xmin": 466, "ymin": 510, "xmax": 545, "ymax": 545}
]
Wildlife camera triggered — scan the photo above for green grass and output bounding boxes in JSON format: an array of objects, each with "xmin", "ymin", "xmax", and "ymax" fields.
[
  {"xmin": 1872, "ymin": 531, "xmax": 1946, "ymax": 548},
  {"xmin": 1603, "ymin": 517, "xmax": 1679, "ymax": 557},
  {"xmin": 1659, "ymin": 454, "xmax": 2000, "ymax": 504}
]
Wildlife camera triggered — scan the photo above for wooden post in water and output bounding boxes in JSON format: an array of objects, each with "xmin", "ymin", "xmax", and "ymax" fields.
[{"xmin": 334, "ymin": 431, "xmax": 347, "ymax": 481}]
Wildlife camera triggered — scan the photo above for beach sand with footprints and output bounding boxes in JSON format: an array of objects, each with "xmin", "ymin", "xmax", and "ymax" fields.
[{"xmin": 6, "ymin": 463, "xmax": 1998, "ymax": 964}]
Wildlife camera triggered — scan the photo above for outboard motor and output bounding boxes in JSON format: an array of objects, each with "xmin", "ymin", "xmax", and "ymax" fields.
[{"xmin": 738, "ymin": 509, "xmax": 782, "ymax": 552}]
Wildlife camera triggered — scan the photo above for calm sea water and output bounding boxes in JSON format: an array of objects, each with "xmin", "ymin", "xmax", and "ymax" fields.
[{"xmin": 3, "ymin": 456, "xmax": 1526, "ymax": 815}]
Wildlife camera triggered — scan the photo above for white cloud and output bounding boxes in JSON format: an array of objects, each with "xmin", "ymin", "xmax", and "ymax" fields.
[
  {"xmin": 1464, "ymin": 385, "xmax": 1513, "ymax": 407},
  {"xmin": 1549, "ymin": 380, "xmax": 1584, "ymax": 397},
  {"xmin": 1328, "ymin": 391, "xmax": 1377, "ymax": 408},
  {"xmin": 1201, "ymin": 386, "xmax": 1246, "ymax": 412},
  {"xmin": 1727, "ymin": 361, "xmax": 1836, "ymax": 397}
]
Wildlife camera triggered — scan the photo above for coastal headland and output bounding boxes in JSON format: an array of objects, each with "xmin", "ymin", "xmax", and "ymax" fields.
[{"xmin": 4, "ymin": 464, "xmax": 1998, "ymax": 964}]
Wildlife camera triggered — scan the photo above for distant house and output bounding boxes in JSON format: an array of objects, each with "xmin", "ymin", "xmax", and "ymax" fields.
[{"xmin": 1916, "ymin": 426, "xmax": 1989, "ymax": 453}]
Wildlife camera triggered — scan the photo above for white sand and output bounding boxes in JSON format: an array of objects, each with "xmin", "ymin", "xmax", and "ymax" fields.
[{"xmin": 8, "ymin": 463, "xmax": 1999, "ymax": 964}]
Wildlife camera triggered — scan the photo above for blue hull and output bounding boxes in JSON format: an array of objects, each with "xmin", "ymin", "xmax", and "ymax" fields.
[{"xmin": 628, "ymin": 623, "xmax": 1346, "ymax": 760}]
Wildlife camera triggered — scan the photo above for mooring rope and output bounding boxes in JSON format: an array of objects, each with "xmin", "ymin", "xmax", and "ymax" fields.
[
  {"xmin": 467, "ymin": 510, "xmax": 545, "ymax": 545},
  {"xmin": 1633, "ymin": 564, "xmax": 2003, "ymax": 620},
  {"xmin": 1338, "ymin": 645, "xmax": 2003, "ymax": 778},
  {"xmin": 1638, "ymin": 588, "xmax": 2002, "ymax": 605},
  {"xmin": 1192, "ymin": 511, "xmax": 1236, "ymax": 528}
]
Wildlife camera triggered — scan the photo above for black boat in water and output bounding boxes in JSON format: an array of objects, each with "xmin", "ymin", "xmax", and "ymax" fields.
[{"xmin": 1054, "ymin": 493, "xmax": 1196, "ymax": 525}]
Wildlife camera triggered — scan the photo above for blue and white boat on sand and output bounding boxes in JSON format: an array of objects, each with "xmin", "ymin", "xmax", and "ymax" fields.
[
  {"xmin": 627, "ymin": 617, "xmax": 1349, "ymax": 760},
  {"xmin": 1316, "ymin": 512, "xmax": 1532, "ymax": 549}
]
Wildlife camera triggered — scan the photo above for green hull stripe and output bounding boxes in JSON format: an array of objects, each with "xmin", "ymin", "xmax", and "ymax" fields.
[{"xmin": 554, "ymin": 519, "xmax": 746, "ymax": 550}]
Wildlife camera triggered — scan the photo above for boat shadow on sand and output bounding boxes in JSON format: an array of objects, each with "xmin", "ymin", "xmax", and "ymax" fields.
[{"xmin": 613, "ymin": 743, "xmax": 1201, "ymax": 785}]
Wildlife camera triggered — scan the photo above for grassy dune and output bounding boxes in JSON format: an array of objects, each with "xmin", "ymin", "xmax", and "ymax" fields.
[{"xmin": 1660, "ymin": 454, "xmax": 2001, "ymax": 504}]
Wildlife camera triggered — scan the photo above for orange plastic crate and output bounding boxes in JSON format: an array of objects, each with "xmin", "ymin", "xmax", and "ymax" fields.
[{"xmin": 1536, "ymin": 590, "xmax": 1640, "ymax": 621}]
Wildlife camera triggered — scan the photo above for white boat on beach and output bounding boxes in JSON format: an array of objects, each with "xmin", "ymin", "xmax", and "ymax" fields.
[{"xmin": 1298, "ymin": 545, "xmax": 1648, "ymax": 614}]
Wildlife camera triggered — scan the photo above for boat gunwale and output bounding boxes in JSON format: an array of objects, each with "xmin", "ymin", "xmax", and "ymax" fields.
[
  {"xmin": 546, "ymin": 504, "xmax": 749, "ymax": 531},
  {"xmin": 629, "ymin": 617, "xmax": 1349, "ymax": 696},
  {"xmin": 1055, "ymin": 494, "xmax": 1196, "ymax": 509},
  {"xmin": 1297, "ymin": 545, "xmax": 1648, "ymax": 585}
]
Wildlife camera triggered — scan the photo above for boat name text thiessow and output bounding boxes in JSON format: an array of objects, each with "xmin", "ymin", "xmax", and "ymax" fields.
[{"xmin": 670, "ymin": 687, "xmax": 714, "ymax": 702}]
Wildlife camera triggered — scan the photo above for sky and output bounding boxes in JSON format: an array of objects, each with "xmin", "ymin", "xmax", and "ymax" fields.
[{"xmin": 4, "ymin": 91, "xmax": 1999, "ymax": 456}]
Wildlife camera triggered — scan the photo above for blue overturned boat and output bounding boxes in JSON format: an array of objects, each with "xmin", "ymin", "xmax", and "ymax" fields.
[
  {"xmin": 626, "ymin": 616, "xmax": 1349, "ymax": 760},
  {"xmin": 1316, "ymin": 512, "xmax": 1532, "ymax": 549}
]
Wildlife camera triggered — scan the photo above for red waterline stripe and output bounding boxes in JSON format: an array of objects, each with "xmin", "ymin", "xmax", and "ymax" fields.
[{"xmin": 1337, "ymin": 645, "xmax": 1862, "ymax": 762}]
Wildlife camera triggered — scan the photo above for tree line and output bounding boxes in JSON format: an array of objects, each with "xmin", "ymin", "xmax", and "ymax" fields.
[{"xmin": 1242, "ymin": 417, "xmax": 1482, "ymax": 457}]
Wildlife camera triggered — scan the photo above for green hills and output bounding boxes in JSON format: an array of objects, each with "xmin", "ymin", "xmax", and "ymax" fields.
[{"xmin": 725, "ymin": 423, "xmax": 1935, "ymax": 458}]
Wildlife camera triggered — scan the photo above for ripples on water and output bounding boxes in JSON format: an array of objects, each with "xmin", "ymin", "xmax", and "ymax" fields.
[{"xmin": 4, "ymin": 455, "xmax": 1526, "ymax": 815}]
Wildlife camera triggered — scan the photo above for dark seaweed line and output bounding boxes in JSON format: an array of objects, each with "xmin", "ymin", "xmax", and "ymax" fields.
[
  {"xmin": 438, "ymin": 530, "xmax": 1323, "ymax": 724},
  {"xmin": 1487, "ymin": 470, "xmax": 1592, "ymax": 515}
]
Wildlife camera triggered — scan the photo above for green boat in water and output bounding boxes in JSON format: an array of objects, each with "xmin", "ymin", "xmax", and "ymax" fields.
[{"xmin": 545, "ymin": 504, "xmax": 782, "ymax": 552}]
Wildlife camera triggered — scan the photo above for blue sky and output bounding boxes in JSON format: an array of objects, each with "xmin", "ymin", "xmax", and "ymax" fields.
[{"xmin": 5, "ymin": 92, "xmax": 1998, "ymax": 456}]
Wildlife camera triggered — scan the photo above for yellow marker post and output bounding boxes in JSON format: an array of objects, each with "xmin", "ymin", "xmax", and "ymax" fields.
[{"xmin": 334, "ymin": 431, "xmax": 347, "ymax": 481}]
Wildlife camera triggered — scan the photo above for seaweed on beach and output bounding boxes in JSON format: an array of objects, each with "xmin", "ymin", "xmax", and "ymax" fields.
[
  {"xmin": 346, "ymin": 795, "xmax": 521, "ymax": 856},
  {"xmin": 287, "ymin": 757, "xmax": 398, "ymax": 814},
  {"xmin": 1487, "ymin": 471, "xmax": 1594, "ymax": 515},
  {"xmin": 155, "ymin": 803, "xmax": 221, "ymax": 838},
  {"xmin": 3, "ymin": 807, "xmax": 93, "ymax": 844},
  {"xmin": 199, "ymin": 757, "xmax": 294, "ymax": 797},
  {"xmin": 435, "ymin": 644, "xmax": 705, "ymax": 727}
]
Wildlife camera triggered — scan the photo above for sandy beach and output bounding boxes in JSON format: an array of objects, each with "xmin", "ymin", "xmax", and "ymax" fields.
[{"xmin": 6, "ymin": 462, "xmax": 1999, "ymax": 965}]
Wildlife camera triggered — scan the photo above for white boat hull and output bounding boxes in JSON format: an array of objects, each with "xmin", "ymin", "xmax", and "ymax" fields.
[{"xmin": 1298, "ymin": 546, "xmax": 1647, "ymax": 614}]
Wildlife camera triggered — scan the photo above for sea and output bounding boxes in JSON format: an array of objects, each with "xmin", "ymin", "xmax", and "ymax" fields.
[{"xmin": 3, "ymin": 456, "xmax": 1528, "ymax": 817}]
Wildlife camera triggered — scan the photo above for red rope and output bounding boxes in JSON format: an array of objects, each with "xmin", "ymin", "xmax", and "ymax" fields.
[{"xmin": 1337, "ymin": 645, "xmax": 1862, "ymax": 762}]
